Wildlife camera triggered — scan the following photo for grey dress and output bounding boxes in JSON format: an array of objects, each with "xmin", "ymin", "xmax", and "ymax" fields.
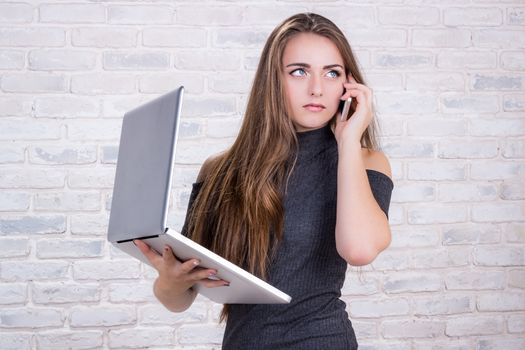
[{"xmin": 182, "ymin": 124, "xmax": 394, "ymax": 349}]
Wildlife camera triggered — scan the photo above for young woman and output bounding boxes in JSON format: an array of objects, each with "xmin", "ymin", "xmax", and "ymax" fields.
[{"xmin": 135, "ymin": 12, "xmax": 394, "ymax": 349}]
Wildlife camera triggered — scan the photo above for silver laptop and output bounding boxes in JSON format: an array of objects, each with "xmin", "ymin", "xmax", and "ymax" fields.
[{"xmin": 107, "ymin": 86, "xmax": 291, "ymax": 304}]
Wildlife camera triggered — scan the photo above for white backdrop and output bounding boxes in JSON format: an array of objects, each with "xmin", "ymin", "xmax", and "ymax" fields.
[{"xmin": 0, "ymin": 0, "xmax": 524, "ymax": 349}]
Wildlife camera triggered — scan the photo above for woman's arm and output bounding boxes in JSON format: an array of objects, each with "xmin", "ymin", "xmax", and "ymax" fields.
[{"xmin": 336, "ymin": 145, "xmax": 392, "ymax": 266}]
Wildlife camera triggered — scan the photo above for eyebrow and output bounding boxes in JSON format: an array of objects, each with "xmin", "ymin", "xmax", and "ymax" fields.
[{"xmin": 285, "ymin": 63, "xmax": 344, "ymax": 70}]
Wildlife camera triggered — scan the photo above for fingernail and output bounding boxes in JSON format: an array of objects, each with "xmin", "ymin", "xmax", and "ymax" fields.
[
  {"xmin": 209, "ymin": 271, "xmax": 216, "ymax": 276},
  {"xmin": 164, "ymin": 246, "xmax": 169, "ymax": 251},
  {"xmin": 223, "ymin": 282, "xmax": 230, "ymax": 286},
  {"xmin": 193, "ymin": 260, "xmax": 200, "ymax": 266}
]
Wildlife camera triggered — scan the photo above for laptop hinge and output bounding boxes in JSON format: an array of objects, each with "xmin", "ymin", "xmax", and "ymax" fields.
[{"xmin": 116, "ymin": 234, "xmax": 159, "ymax": 244}]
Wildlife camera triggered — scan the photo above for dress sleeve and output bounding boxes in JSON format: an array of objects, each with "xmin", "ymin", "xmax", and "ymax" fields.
[
  {"xmin": 366, "ymin": 169, "xmax": 394, "ymax": 219},
  {"xmin": 180, "ymin": 181, "xmax": 204, "ymax": 238}
]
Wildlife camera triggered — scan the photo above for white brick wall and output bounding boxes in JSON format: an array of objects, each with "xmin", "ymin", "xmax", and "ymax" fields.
[{"xmin": 0, "ymin": 1, "xmax": 524, "ymax": 349}]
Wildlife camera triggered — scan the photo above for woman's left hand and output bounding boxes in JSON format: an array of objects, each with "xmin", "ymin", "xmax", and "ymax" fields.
[{"xmin": 334, "ymin": 74, "xmax": 374, "ymax": 148}]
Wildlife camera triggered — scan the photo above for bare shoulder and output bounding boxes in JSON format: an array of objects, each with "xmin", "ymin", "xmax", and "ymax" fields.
[
  {"xmin": 196, "ymin": 151, "xmax": 226, "ymax": 183},
  {"xmin": 361, "ymin": 148, "xmax": 392, "ymax": 181}
]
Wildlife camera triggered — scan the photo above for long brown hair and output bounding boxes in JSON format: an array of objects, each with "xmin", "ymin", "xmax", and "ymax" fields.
[{"xmin": 186, "ymin": 12, "xmax": 382, "ymax": 323}]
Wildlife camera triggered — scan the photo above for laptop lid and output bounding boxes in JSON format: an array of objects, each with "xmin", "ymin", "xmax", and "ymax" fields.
[{"xmin": 108, "ymin": 86, "xmax": 184, "ymax": 243}]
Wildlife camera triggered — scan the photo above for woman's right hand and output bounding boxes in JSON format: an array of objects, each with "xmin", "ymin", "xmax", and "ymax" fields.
[{"xmin": 133, "ymin": 239, "xmax": 230, "ymax": 297}]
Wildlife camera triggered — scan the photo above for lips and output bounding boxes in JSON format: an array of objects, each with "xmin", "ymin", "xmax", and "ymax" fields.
[{"xmin": 303, "ymin": 103, "xmax": 325, "ymax": 112}]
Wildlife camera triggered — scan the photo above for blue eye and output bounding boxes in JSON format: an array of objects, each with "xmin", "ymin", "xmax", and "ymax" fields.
[
  {"xmin": 327, "ymin": 70, "xmax": 340, "ymax": 78},
  {"xmin": 290, "ymin": 68, "xmax": 306, "ymax": 77}
]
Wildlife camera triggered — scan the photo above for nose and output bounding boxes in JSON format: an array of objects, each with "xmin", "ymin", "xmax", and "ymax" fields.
[{"xmin": 309, "ymin": 74, "xmax": 323, "ymax": 97}]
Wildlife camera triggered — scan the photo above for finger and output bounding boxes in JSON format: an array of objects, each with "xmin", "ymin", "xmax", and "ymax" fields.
[
  {"xmin": 134, "ymin": 239, "xmax": 163, "ymax": 267},
  {"xmin": 196, "ymin": 279, "xmax": 230, "ymax": 288},
  {"xmin": 188, "ymin": 267, "xmax": 219, "ymax": 282},
  {"xmin": 179, "ymin": 257, "xmax": 202, "ymax": 274},
  {"xmin": 162, "ymin": 245, "xmax": 179, "ymax": 265}
]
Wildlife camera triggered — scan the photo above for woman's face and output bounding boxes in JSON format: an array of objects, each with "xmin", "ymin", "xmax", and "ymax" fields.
[{"xmin": 282, "ymin": 32, "xmax": 346, "ymax": 132}]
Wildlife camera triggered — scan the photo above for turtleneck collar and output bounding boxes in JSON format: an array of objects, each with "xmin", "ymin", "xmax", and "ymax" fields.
[{"xmin": 295, "ymin": 123, "xmax": 335, "ymax": 160}]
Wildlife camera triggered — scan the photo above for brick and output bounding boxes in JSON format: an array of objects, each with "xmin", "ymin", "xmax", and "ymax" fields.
[
  {"xmin": 390, "ymin": 227, "xmax": 439, "ymax": 248},
  {"xmin": 0, "ymin": 215, "xmax": 66, "ymax": 235},
  {"xmin": 36, "ymin": 239, "xmax": 104, "ymax": 259},
  {"xmin": 0, "ymin": 192, "xmax": 30, "ymax": 211},
  {"xmin": 378, "ymin": 92, "xmax": 438, "ymax": 114},
  {"xmin": 471, "ymin": 73, "xmax": 523, "ymax": 91},
  {"xmin": 0, "ymin": 283, "xmax": 27, "ymax": 304},
  {"xmin": 406, "ymin": 72, "xmax": 464, "ymax": 91},
  {"xmin": 72, "ymin": 27, "xmax": 137, "ymax": 48},
  {"xmin": 101, "ymin": 145, "xmax": 118, "ymax": 164},
  {"xmin": 444, "ymin": 7, "xmax": 502, "ymax": 26},
  {"xmin": 139, "ymin": 303, "xmax": 207, "ymax": 325},
  {"xmin": 374, "ymin": 51, "xmax": 433, "ymax": 69},
  {"xmin": 439, "ymin": 183, "xmax": 498, "ymax": 201},
  {"xmin": 412, "ymin": 339, "xmax": 471, "ymax": 350},
  {"xmin": 501, "ymin": 178, "xmax": 525, "ymax": 200},
  {"xmin": 183, "ymin": 96, "xmax": 236, "ymax": 118},
  {"xmin": 108, "ymin": 282, "xmax": 156, "ymax": 303},
  {"xmin": 382, "ymin": 319, "xmax": 445, "ymax": 338},
  {"xmin": 0, "ymin": 119, "xmax": 61, "ymax": 141},
  {"xmin": 445, "ymin": 315, "xmax": 503, "ymax": 336},
  {"xmin": 34, "ymin": 95, "xmax": 99, "ymax": 118},
  {"xmin": 176, "ymin": 5, "xmax": 242, "ymax": 25},
  {"xmin": 66, "ymin": 119, "xmax": 122, "ymax": 141},
  {"xmin": 505, "ymin": 223, "xmax": 525, "ymax": 243},
  {"xmin": 30, "ymin": 145, "xmax": 97, "ymax": 165},
  {"xmin": 2, "ymin": 73, "xmax": 67, "ymax": 93},
  {"xmin": 39, "ymin": 3, "xmax": 105, "ymax": 23},
  {"xmin": 0, "ymin": 333, "xmax": 31, "ymax": 350},
  {"xmin": 477, "ymin": 292, "xmax": 525, "ymax": 311},
  {"xmin": 501, "ymin": 51, "xmax": 525, "ymax": 70},
  {"xmin": 474, "ymin": 29, "xmax": 525, "ymax": 49},
  {"xmin": 71, "ymin": 73, "xmax": 135, "ymax": 95},
  {"xmin": 103, "ymin": 51, "xmax": 169, "ymax": 70},
  {"xmin": 0, "ymin": 238, "xmax": 29, "ymax": 258},
  {"xmin": 504, "ymin": 94, "xmax": 525, "ymax": 112},
  {"xmin": 70, "ymin": 213, "xmax": 109, "ymax": 235},
  {"xmin": 244, "ymin": 5, "xmax": 309, "ymax": 25},
  {"xmin": 508, "ymin": 7, "xmax": 525, "ymax": 25},
  {"xmin": 442, "ymin": 94, "xmax": 499, "ymax": 113},
  {"xmin": 213, "ymin": 29, "xmax": 270, "ymax": 48},
  {"xmin": 70, "ymin": 305, "xmax": 135, "ymax": 327},
  {"xmin": 208, "ymin": 72, "xmax": 253, "ymax": 94},
  {"xmin": 207, "ymin": 117, "xmax": 242, "ymax": 138},
  {"xmin": 472, "ymin": 119, "xmax": 525, "ymax": 137},
  {"xmin": 347, "ymin": 298, "xmax": 409, "ymax": 318},
  {"xmin": 108, "ymin": 327, "xmax": 174, "ymax": 348},
  {"xmin": 473, "ymin": 246, "xmax": 524, "ymax": 266},
  {"xmin": 73, "ymin": 260, "xmax": 141, "ymax": 280},
  {"xmin": 412, "ymin": 28, "xmax": 471, "ymax": 48},
  {"xmin": 502, "ymin": 139, "xmax": 525, "ymax": 158},
  {"xmin": 339, "ymin": 28, "xmax": 407, "ymax": 48},
  {"xmin": 438, "ymin": 50, "xmax": 496, "ymax": 69},
  {"xmin": 408, "ymin": 204, "xmax": 467, "ymax": 224},
  {"xmin": 139, "ymin": 72, "xmax": 204, "ymax": 94},
  {"xmin": 0, "ymin": 308, "xmax": 64, "ymax": 328},
  {"xmin": 442, "ymin": 223, "xmax": 500, "ymax": 245},
  {"xmin": 68, "ymin": 168, "xmax": 115, "ymax": 189},
  {"xmin": 0, "ymin": 145, "xmax": 25, "ymax": 164},
  {"xmin": 34, "ymin": 192, "xmax": 100, "ymax": 211},
  {"xmin": 0, "ymin": 168, "xmax": 65, "ymax": 189},
  {"xmin": 412, "ymin": 295, "xmax": 472, "ymax": 316},
  {"xmin": 178, "ymin": 120, "xmax": 205, "ymax": 140},
  {"xmin": 508, "ymin": 314, "xmax": 525, "ymax": 333},
  {"xmin": 509, "ymin": 268, "xmax": 525, "ymax": 289},
  {"xmin": 1, "ymin": 261, "xmax": 68, "ymax": 281},
  {"xmin": 35, "ymin": 330, "xmax": 103, "ymax": 350},
  {"xmin": 471, "ymin": 160, "xmax": 524, "ymax": 180},
  {"xmin": 178, "ymin": 323, "xmax": 225, "ymax": 345},
  {"xmin": 445, "ymin": 270, "xmax": 505, "ymax": 290},
  {"xmin": 378, "ymin": 6, "xmax": 439, "ymax": 25},
  {"xmin": 0, "ymin": 3, "xmax": 33, "ymax": 23},
  {"xmin": 472, "ymin": 202, "xmax": 525, "ymax": 222},
  {"xmin": 477, "ymin": 337, "xmax": 525, "ymax": 350},
  {"xmin": 384, "ymin": 272, "xmax": 442, "ymax": 293},
  {"xmin": 108, "ymin": 5, "xmax": 174, "ymax": 24},
  {"xmin": 174, "ymin": 49, "xmax": 240, "ymax": 70},
  {"xmin": 29, "ymin": 49, "xmax": 97, "ymax": 70},
  {"xmin": 175, "ymin": 140, "xmax": 233, "ymax": 165},
  {"xmin": 142, "ymin": 27, "xmax": 206, "ymax": 47},
  {"xmin": 0, "ymin": 49, "xmax": 24, "ymax": 69},
  {"xmin": 411, "ymin": 247, "xmax": 469, "ymax": 268},
  {"xmin": 0, "ymin": 96, "xmax": 33, "ymax": 117},
  {"xmin": 408, "ymin": 162, "xmax": 466, "ymax": 180},
  {"xmin": 32, "ymin": 282, "xmax": 100, "ymax": 304},
  {"xmin": 370, "ymin": 250, "xmax": 410, "ymax": 271},
  {"xmin": 0, "ymin": 27, "xmax": 64, "ymax": 47},
  {"xmin": 438, "ymin": 139, "xmax": 499, "ymax": 159},
  {"xmin": 408, "ymin": 119, "xmax": 466, "ymax": 136}
]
